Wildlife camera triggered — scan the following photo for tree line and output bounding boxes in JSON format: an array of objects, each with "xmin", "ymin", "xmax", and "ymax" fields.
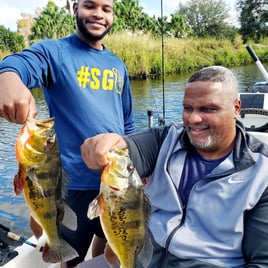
[{"xmin": 0, "ymin": 0, "xmax": 267, "ymax": 54}]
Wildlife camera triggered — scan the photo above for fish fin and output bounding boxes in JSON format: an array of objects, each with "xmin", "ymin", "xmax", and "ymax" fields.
[
  {"xmin": 144, "ymin": 193, "xmax": 152, "ymax": 226},
  {"xmin": 137, "ymin": 194, "xmax": 153, "ymax": 268},
  {"xmin": 13, "ymin": 172, "xmax": 24, "ymax": 196},
  {"xmin": 29, "ymin": 215, "xmax": 43, "ymax": 239},
  {"xmin": 104, "ymin": 244, "xmax": 120, "ymax": 268},
  {"xmin": 42, "ymin": 239, "xmax": 78, "ymax": 263},
  {"xmin": 137, "ymin": 234, "xmax": 153, "ymax": 268},
  {"xmin": 87, "ymin": 195, "xmax": 101, "ymax": 220},
  {"xmin": 60, "ymin": 168, "xmax": 69, "ymax": 199},
  {"xmin": 27, "ymin": 168, "xmax": 45, "ymax": 197},
  {"xmin": 60, "ymin": 202, "xmax": 77, "ymax": 231}
]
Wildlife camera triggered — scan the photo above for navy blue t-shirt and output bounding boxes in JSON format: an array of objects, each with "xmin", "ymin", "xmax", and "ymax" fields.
[{"xmin": 179, "ymin": 148, "xmax": 230, "ymax": 205}]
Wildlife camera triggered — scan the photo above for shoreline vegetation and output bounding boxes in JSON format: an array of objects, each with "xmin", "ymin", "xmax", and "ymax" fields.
[
  {"xmin": 104, "ymin": 34, "xmax": 268, "ymax": 79},
  {"xmin": 1, "ymin": 33, "xmax": 268, "ymax": 79}
]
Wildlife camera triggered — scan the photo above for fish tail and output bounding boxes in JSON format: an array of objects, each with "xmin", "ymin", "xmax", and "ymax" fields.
[
  {"xmin": 120, "ymin": 263, "xmax": 135, "ymax": 268},
  {"xmin": 120, "ymin": 258, "xmax": 136, "ymax": 268},
  {"xmin": 42, "ymin": 239, "xmax": 78, "ymax": 263}
]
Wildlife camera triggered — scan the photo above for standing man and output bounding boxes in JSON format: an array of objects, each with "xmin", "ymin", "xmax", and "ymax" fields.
[
  {"xmin": 0, "ymin": 0, "xmax": 135, "ymax": 267},
  {"xmin": 81, "ymin": 66, "xmax": 268, "ymax": 267}
]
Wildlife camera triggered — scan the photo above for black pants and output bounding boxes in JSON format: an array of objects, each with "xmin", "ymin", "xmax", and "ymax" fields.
[{"xmin": 59, "ymin": 190, "xmax": 105, "ymax": 267}]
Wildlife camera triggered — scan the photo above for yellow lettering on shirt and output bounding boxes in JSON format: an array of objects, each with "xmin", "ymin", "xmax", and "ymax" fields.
[
  {"xmin": 76, "ymin": 66, "xmax": 123, "ymax": 95},
  {"xmin": 90, "ymin": 68, "xmax": 101, "ymax": 90},
  {"xmin": 103, "ymin": 70, "xmax": 114, "ymax": 90}
]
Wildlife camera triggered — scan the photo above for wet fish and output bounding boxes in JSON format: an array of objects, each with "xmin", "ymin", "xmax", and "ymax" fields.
[
  {"xmin": 88, "ymin": 147, "xmax": 152, "ymax": 268},
  {"xmin": 15, "ymin": 117, "xmax": 78, "ymax": 263}
]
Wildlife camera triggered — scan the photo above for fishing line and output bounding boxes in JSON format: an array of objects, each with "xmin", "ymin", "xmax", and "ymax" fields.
[
  {"xmin": 145, "ymin": 0, "xmax": 166, "ymax": 128},
  {"xmin": 160, "ymin": 0, "xmax": 165, "ymax": 126},
  {"xmin": 148, "ymin": 81, "xmax": 162, "ymax": 126}
]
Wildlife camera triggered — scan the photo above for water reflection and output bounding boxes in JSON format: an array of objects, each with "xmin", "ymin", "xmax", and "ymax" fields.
[{"xmin": 0, "ymin": 63, "xmax": 267, "ymax": 237}]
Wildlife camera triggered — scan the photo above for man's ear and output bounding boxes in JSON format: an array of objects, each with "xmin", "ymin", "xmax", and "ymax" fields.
[
  {"xmin": 235, "ymin": 99, "xmax": 241, "ymax": 118},
  {"xmin": 73, "ymin": 2, "xmax": 78, "ymax": 15}
]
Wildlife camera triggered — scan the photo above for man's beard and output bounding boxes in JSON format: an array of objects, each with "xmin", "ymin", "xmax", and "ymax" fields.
[
  {"xmin": 190, "ymin": 135, "xmax": 214, "ymax": 150},
  {"xmin": 76, "ymin": 14, "xmax": 112, "ymax": 41}
]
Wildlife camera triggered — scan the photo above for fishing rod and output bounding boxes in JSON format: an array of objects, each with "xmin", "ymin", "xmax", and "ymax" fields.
[
  {"xmin": 159, "ymin": 0, "xmax": 166, "ymax": 126},
  {"xmin": 5, "ymin": 231, "xmax": 44, "ymax": 252},
  {"xmin": 147, "ymin": 0, "xmax": 166, "ymax": 128},
  {"xmin": 0, "ymin": 224, "xmax": 43, "ymax": 265},
  {"xmin": 246, "ymin": 45, "xmax": 268, "ymax": 81},
  {"xmin": 0, "ymin": 224, "xmax": 43, "ymax": 252}
]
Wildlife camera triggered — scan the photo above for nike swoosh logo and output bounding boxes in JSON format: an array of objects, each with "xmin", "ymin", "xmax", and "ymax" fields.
[{"xmin": 228, "ymin": 177, "xmax": 244, "ymax": 184}]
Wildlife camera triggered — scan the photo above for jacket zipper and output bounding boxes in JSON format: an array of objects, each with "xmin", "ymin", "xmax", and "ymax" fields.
[{"xmin": 158, "ymin": 208, "xmax": 186, "ymax": 268}]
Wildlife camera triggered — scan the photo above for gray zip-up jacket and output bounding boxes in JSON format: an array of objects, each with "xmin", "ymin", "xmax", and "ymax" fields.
[{"xmin": 125, "ymin": 121, "xmax": 268, "ymax": 268}]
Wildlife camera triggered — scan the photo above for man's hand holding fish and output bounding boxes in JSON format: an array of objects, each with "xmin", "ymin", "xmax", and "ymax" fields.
[
  {"xmin": 0, "ymin": 72, "xmax": 37, "ymax": 123},
  {"xmin": 81, "ymin": 133, "xmax": 126, "ymax": 170}
]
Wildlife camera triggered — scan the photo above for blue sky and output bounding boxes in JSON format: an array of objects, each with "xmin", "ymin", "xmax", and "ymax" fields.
[{"xmin": 0, "ymin": 0, "xmax": 237, "ymax": 32}]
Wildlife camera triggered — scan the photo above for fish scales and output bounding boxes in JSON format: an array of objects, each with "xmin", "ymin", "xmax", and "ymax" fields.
[
  {"xmin": 15, "ymin": 118, "xmax": 78, "ymax": 263},
  {"xmin": 88, "ymin": 147, "xmax": 152, "ymax": 268}
]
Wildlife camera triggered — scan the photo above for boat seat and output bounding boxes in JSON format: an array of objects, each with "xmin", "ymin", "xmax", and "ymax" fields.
[
  {"xmin": 239, "ymin": 92, "xmax": 268, "ymax": 132},
  {"xmin": 240, "ymin": 93, "xmax": 265, "ymax": 109},
  {"xmin": 239, "ymin": 93, "xmax": 268, "ymax": 110}
]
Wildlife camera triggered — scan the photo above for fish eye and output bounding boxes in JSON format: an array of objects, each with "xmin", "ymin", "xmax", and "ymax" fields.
[
  {"xmin": 46, "ymin": 138, "xmax": 54, "ymax": 147},
  {"xmin": 127, "ymin": 163, "xmax": 134, "ymax": 172}
]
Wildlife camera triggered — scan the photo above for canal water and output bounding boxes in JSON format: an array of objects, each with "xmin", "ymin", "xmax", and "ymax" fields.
[{"xmin": 0, "ymin": 63, "xmax": 267, "ymax": 238}]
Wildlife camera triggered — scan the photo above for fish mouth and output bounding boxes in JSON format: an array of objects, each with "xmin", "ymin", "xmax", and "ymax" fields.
[
  {"xmin": 108, "ymin": 186, "xmax": 120, "ymax": 191},
  {"xmin": 34, "ymin": 118, "xmax": 55, "ymax": 128},
  {"xmin": 26, "ymin": 117, "xmax": 55, "ymax": 131},
  {"xmin": 26, "ymin": 118, "xmax": 56, "ymax": 138}
]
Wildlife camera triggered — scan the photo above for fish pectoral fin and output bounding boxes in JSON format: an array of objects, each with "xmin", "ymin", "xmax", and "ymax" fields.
[
  {"xmin": 27, "ymin": 168, "xmax": 45, "ymax": 197},
  {"xmin": 137, "ymin": 235, "xmax": 153, "ymax": 268},
  {"xmin": 13, "ymin": 172, "xmax": 24, "ymax": 196},
  {"xmin": 104, "ymin": 244, "xmax": 120, "ymax": 268},
  {"xmin": 61, "ymin": 202, "xmax": 78, "ymax": 231},
  {"xmin": 87, "ymin": 195, "xmax": 101, "ymax": 220},
  {"xmin": 30, "ymin": 215, "xmax": 43, "ymax": 239}
]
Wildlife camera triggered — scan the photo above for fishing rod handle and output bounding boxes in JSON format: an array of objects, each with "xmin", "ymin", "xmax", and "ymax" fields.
[
  {"xmin": 7, "ymin": 231, "xmax": 21, "ymax": 241},
  {"xmin": 246, "ymin": 45, "xmax": 268, "ymax": 81},
  {"xmin": 246, "ymin": 45, "xmax": 259, "ymax": 62},
  {"xmin": 7, "ymin": 231, "xmax": 43, "ymax": 251}
]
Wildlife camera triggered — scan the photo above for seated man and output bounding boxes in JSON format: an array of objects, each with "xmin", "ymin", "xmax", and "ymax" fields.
[{"xmin": 81, "ymin": 66, "xmax": 268, "ymax": 267}]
